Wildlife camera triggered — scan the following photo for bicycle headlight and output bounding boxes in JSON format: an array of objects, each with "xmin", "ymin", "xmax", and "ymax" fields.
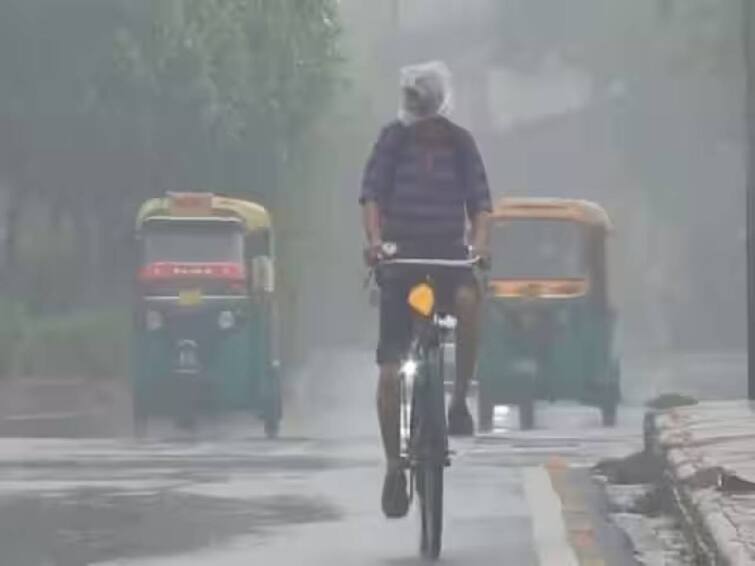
[
  {"xmin": 401, "ymin": 358, "xmax": 419, "ymax": 378},
  {"xmin": 408, "ymin": 283, "xmax": 434, "ymax": 317}
]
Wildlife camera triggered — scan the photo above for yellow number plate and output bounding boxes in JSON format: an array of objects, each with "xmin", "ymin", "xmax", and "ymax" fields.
[{"xmin": 178, "ymin": 289, "xmax": 203, "ymax": 306}]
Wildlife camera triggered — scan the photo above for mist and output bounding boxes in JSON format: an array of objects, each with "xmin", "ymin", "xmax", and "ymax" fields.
[
  {"xmin": 303, "ymin": 0, "xmax": 747, "ymax": 403},
  {"xmin": 0, "ymin": 0, "xmax": 741, "ymax": 414},
  {"xmin": 0, "ymin": 2, "xmax": 748, "ymax": 564}
]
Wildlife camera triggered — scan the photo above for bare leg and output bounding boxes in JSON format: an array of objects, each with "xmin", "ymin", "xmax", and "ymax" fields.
[
  {"xmin": 377, "ymin": 361, "xmax": 409, "ymax": 518},
  {"xmin": 453, "ymin": 284, "xmax": 480, "ymax": 405},
  {"xmin": 377, "ymin": 363, "xmax": 401, "ymax": 466}
]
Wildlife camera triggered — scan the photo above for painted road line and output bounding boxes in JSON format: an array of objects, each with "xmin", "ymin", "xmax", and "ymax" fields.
[
  {"xmin": 547, "ymin": 457, "xmax": 607, "ymax": 566},
  {"xmin": 524, "ymin": 465, "xmax": 580, "ymax": 566}
]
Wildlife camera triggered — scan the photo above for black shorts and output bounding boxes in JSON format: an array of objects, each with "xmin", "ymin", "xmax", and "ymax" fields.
[{"xmin": 376, "ymin": 264, "xmax": 477, "ymax": 365}]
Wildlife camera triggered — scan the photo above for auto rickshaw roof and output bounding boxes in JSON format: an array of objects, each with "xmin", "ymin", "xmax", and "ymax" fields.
[
  {"xmin": 136, "ymin": 193, "xmax": 271, "ymax": 232},
  {"xmin": 491, "ymin": 197, "xmax": 612, "ymax": 229}
]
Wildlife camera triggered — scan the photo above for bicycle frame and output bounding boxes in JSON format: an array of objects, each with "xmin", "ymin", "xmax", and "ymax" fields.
[
  {"xmin": 379, "ymin": 253, "xmax": 478, "ymax": 474},
  {"xmin": 375, "ymin": 245, "xmax": 479, "ymax": 560}
]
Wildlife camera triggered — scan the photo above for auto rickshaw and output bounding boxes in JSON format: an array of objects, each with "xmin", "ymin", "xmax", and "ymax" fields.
[
  {"xmin": 131, "ymin": 192, "xmax": 281, "ymax": 436},
  {"xmin": 476, "ymin": 198, "xmax": 620, "ymax": 430}
]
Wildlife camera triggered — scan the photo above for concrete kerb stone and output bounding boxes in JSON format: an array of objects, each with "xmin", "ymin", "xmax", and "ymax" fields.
[{"xmin": 646, "ymin": 404, "xmax": 755, "ymax": 566}]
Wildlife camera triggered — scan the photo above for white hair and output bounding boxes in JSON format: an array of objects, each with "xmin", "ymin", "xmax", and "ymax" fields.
[{"xmin": 398, "ymin": 61, "xmax": 454, "ymax": 125}]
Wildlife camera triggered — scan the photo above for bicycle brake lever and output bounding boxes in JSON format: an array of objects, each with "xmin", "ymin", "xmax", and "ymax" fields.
[{"xmin": 363, "ymin": 269, "xmax": 374, "ymax": 290}]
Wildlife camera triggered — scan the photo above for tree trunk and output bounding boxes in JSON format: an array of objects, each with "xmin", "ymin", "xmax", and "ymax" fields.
[
  {"xmin": 2, "ymin": 187, "xmax": 23, "ymax": 295},
  {"xmin": 68, "ymin": 203, "xmax": 99, "ymax": 307}
]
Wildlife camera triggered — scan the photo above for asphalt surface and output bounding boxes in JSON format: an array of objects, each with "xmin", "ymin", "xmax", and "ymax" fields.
[{"xmin": 0, "ymin": 349, "xmax": 703, "ymax": 566}]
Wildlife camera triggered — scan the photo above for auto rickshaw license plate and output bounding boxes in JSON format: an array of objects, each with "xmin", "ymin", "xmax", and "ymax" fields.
[{"xmin": 178, "ymin": 288, "xmax": 203, "ymax": 306}]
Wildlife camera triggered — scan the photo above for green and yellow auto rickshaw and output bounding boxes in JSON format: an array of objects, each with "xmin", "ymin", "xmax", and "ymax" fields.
[
  {"xmin": 476, "ymin": 198, "xmax": 620, "ymax": 430},
  {"xmin": 131, "ymin": 192, "xmax": 281, "ymax": 436}
]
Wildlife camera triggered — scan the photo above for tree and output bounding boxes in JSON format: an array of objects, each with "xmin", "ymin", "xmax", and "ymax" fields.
[{"xmin": 0, "ymin": 0, "xmax": 342, "ymax": 314}]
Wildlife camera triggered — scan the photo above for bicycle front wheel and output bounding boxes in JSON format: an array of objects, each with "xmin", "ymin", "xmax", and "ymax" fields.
[
  {"xmin": 419, "ymin": 463, "xmax": 444, "ymax": 559},
  {"xmin": 415, "ymin": 344, "xmax": 446, "ymax": 560}
]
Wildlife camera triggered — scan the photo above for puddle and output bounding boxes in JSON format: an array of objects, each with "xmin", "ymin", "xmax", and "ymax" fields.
[
  {"xmin": 0, "ymin": 489, "xmax": 341, "ymax": 566},
  {"xmin": 595, "ymin": 452, "xmax": 693, "ymax": 566}
]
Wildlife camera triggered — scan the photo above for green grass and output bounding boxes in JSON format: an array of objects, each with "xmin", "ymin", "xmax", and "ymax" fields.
[
  {"xmin": 16, "ymin": 309, "xmax": 130, "ymax": 380},
  {"xmin": 0, "ymin": 298, "xmax": 27, "ymax": 378}
]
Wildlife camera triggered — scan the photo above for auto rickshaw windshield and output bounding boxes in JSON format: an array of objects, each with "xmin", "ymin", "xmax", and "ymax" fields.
[
  {"xmin": 142, "ymin": 220, "xmax": 244, "ymax": 264},
  {"xmin": 489, "ymin": 219, "xmax": 587, "ymax": 280}
]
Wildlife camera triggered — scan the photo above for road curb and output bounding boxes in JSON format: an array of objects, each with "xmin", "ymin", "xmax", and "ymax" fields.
[{"xmin": 645, "ymin": 408, "xmax": 750, "ymax": 566}]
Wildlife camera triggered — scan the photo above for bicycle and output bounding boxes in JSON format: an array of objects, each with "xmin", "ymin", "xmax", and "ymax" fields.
[{"xmin": 374, "ymin": 244, "xmax": 480, "ymax": 560}]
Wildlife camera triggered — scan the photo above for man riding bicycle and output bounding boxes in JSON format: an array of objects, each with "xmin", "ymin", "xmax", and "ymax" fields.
[{"xmin": 360, "ymin": 61, "xmax": 492, "ymax": 519}]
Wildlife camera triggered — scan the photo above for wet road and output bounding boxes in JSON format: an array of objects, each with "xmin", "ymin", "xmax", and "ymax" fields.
[{"xmin": 0, "ymin": 352, "xmax": 651, "ymax": 565}]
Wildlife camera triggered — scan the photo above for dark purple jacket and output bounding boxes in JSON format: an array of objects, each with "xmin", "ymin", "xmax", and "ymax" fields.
[{"xmin": 360, "ymin": 117, "xmax": 492, "ymax": 246}]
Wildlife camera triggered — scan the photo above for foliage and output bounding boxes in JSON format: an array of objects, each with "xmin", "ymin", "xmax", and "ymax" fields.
[
  {"xmin": 0, "ymin": 298, "xmax": 27, "ymax": 379},
  {"xmin": 0, "ymin": 300, "xmax": 125, "ymax": 381},
  {"xmin": 0, "ymin": 1, "xmax": 342, "ymax": 315},
  {"xmin": 0, "ymin": 1, "xmax": 343, "ymax": 369},
  {"xmin": 17, "ymin": 309, "xmax": 130, "ymax": 380}
]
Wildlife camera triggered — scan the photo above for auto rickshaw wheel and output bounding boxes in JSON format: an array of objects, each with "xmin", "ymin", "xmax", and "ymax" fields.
[
  {"xmin": 601, "ymin": 403, "xmax": 617, "ymax": 427},
  {"xmin": 133, "ymin": 413, "xmax": 149, "ymax": 438},
  {"xmin": 262, "ymin": 369, "xmax": 282, "ymax": 439},
  {"xmin": 264, "ymin": 418, "xmax": 280, "ymax": 439},
  {"xmin": 172, "ymin": 379, "xmax": 199, "ymax": 431},
  {"xmin": 132, "ymin": 395, "xmax": 150, "ymax": 437},
  {"xmin": 518, "ymin": 398, "xmax": 535, "ymax": 430},
  {"xmin": 175, "ymin": 412, "xmax": 196, "ymax": 431},
  {"xmin": 477, "ymin": 391, "xmax": 494, "ymax": 433}
]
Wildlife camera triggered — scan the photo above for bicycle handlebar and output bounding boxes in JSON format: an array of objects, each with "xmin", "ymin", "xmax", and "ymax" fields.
[
  {"xmin": 378, "ymin": 256, "xmax": 481, "ymax": 268},
  {"xmin": 375, "ymin": 242, "xmax": 481, "ymax": 269}
]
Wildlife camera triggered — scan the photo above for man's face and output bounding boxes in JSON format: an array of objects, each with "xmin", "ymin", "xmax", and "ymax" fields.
[{"xmin": 402, "ymin": 86, "xmax": 437, "ymax": 118}]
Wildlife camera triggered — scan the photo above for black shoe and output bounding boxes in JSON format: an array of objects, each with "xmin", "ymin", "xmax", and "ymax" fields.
[
  {"xmin": 448, "ymin": 401, "xmax": 475, "ymax": 437},
  {"xmin": 381, "ymin": 469, "xmax": 409, "ymax": 518}
]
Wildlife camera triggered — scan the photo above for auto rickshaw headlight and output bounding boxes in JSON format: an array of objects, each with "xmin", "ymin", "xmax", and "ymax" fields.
[
  {"xmin": 145, "ymin": 310, "xmax": 163, "ymax": 332},
  {"xmin": 218, "ymin": 310, "xmax": 235, "ymax": 330}
]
